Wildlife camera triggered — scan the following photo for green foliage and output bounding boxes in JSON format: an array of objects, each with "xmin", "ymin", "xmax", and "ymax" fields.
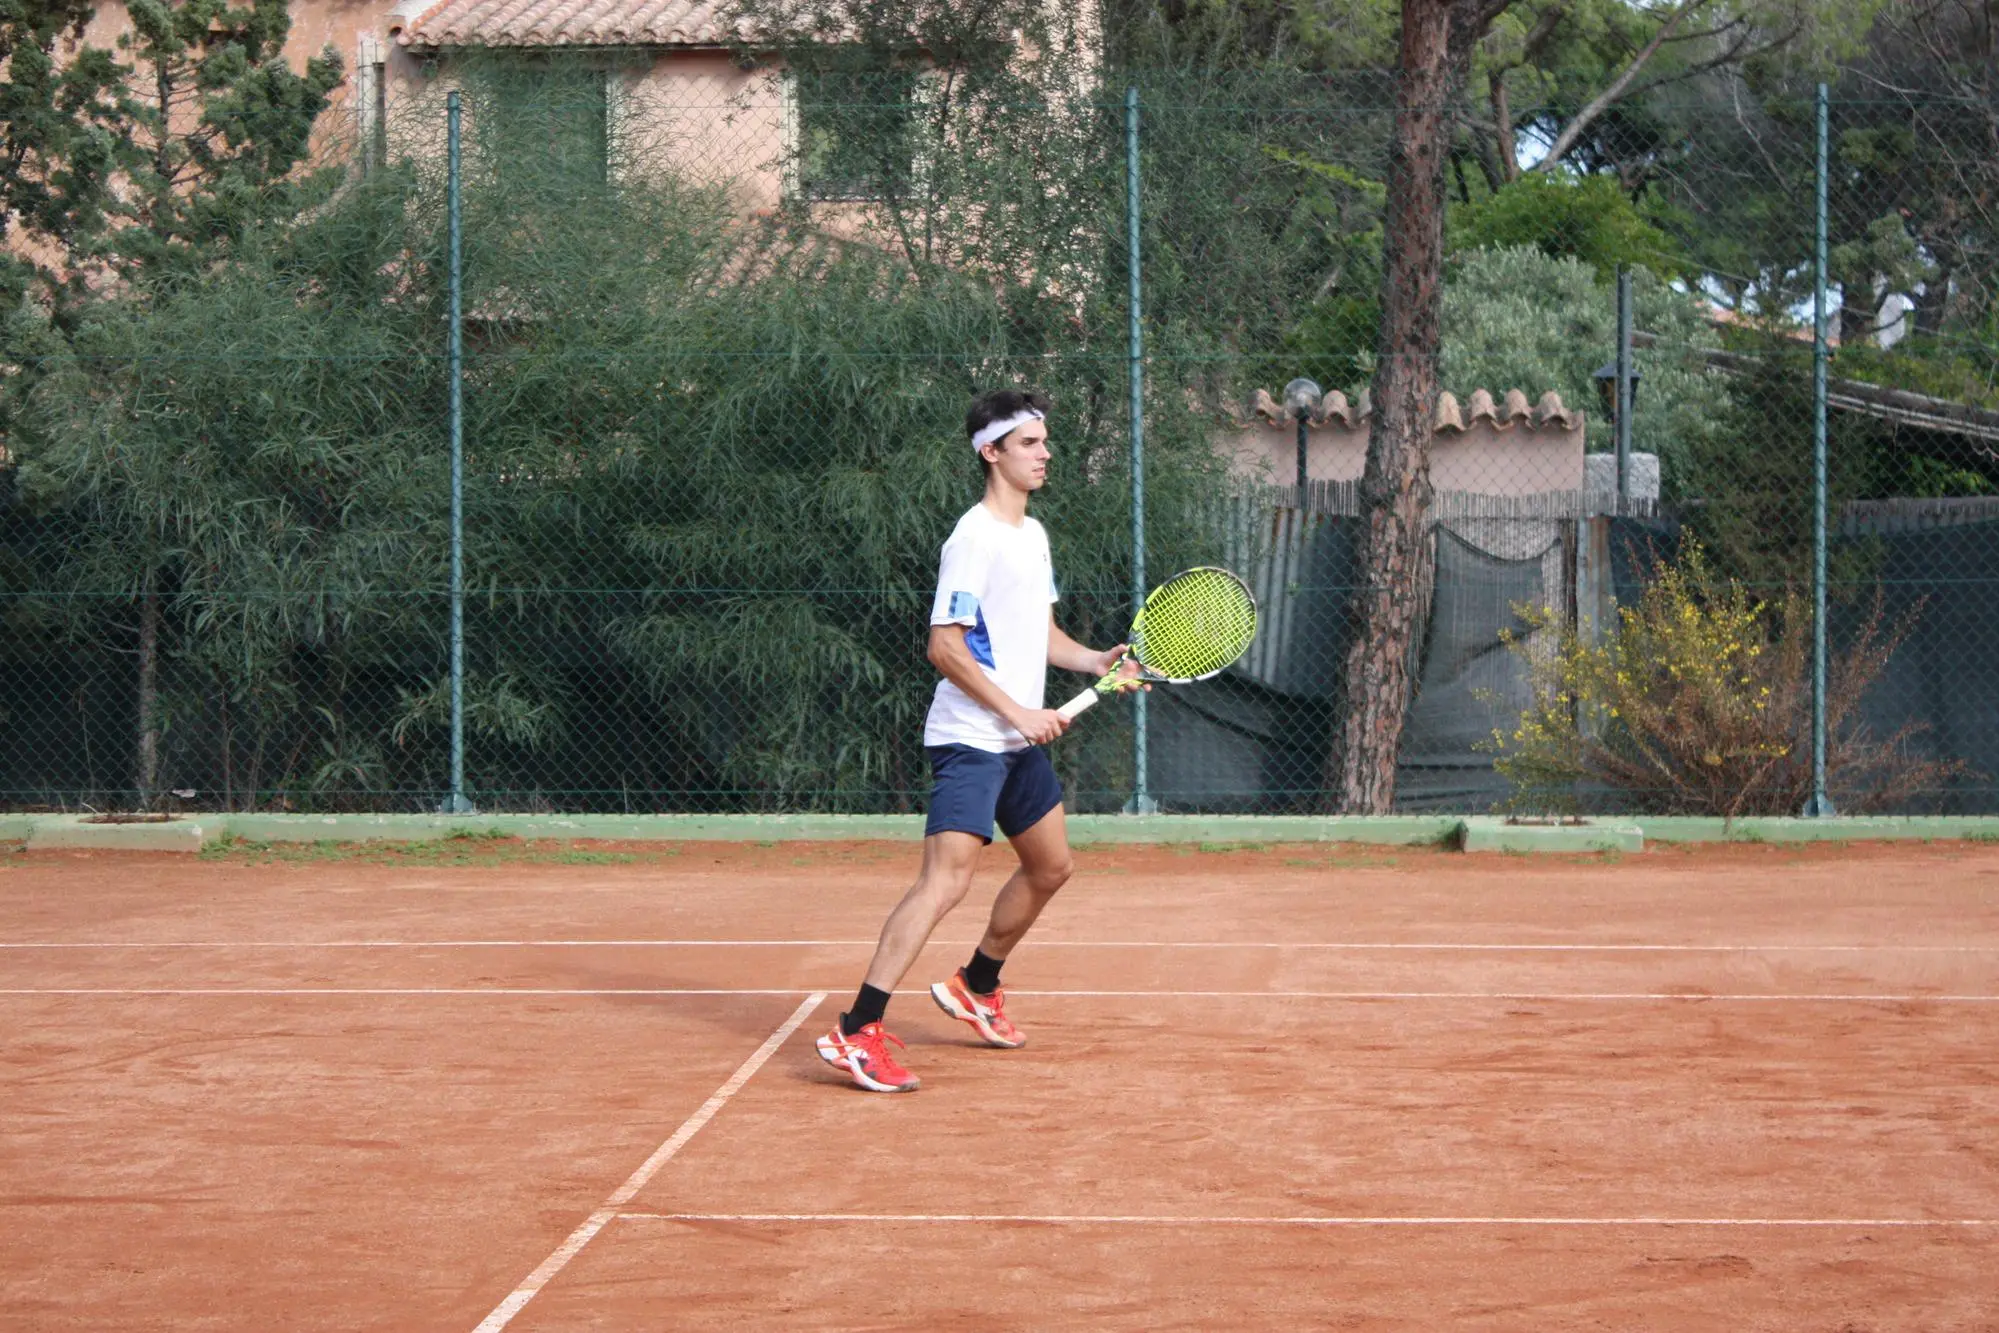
[
  {"xmin": 1835, "ymin": 337, "xmax": 1999, "ymax": 414},
  {"xmin": 1438, "ymin": 246, "xmax": 1731, "ymax": 479},
  {"xmin": 1128, "ymin": 75, "xmax": 1396, "ymax": 416},
  {"xmin": 1832, "ymin": 338, "xmax": 1998, "ymax": 500},
  {"xmin": 2, "ymin": 0, "xmax": 344, "ymax": 505},
  {"xmin": 0, "ymin": 0, "xmax": 124, "ymax": 310},
  {"xmin": 104, "ymin": 0, "xmax": 344, "ymax": 282},
  {"xmin": 1260, "ymin": 144, "xmax": 1388, "ymax": 392},
  {"xmin": 17, "ymin": 166, "xmax": 449, "ymax": 808},
  {"xmin": 8, "ymin": 63, "xmax": 1231, "ymax": 811},
  {"xmin": 1683, "ymin": 332, "xmax": 1907, "ymax": 586},
  {"xmin": 1, "ymin": 0, "xmax": 343, "ymax": 304},
  {"xmin": 6, "ymin": 9, "xmax": 1997, "ymax": 816},
  {"xmin": 1448, "ymin": 173, "xmax": 1688, "ymax": 282}
]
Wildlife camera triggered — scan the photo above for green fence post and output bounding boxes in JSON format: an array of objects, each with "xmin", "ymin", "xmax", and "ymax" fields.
[
  {"xmin": 1125, "ymin": 85, "xmax": 1157, "ymax": 815},
  {"xmin": 1615, "ymin": 265, "xmax": 1633, "ymax": 515},
  {"xmin": 1805, "ymin": 81, "xmax": 1835, "ymax": 819},
  {"xmin": 443, "ymin": 90, "xmax": 475, "ymax": 815}
]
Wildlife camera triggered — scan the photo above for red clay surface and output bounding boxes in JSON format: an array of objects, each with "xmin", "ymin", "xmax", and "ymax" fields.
[{"xmin": 3, "ymin": 839, "xmax": 1997, "ymax": 1331}]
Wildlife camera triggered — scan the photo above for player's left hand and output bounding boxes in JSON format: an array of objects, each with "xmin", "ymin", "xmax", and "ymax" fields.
[{"xmin": 1095, "ymin": 644, "xmax": 1149, "ymax": 693}]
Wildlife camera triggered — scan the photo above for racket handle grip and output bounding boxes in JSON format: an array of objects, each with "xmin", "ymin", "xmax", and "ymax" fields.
[{"xmin": 1055, "ymin": 687, "xmax": 1100, "ymax": 722}]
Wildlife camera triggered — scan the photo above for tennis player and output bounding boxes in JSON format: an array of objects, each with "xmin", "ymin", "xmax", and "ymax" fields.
[{"xmin": 815, "ymin": 388, "xmax": 1138, "ymax": 1093}]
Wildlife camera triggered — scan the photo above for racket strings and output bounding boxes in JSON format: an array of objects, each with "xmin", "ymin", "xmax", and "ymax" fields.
[{"xmin": 1132, "ymin": 569, "xmax": 1257, "ymax": 681}]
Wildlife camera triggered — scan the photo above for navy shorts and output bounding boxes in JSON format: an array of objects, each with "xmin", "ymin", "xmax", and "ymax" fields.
[{"xmin": 924, "ymin": 744, "xmax": 1064, "ymax": 843}]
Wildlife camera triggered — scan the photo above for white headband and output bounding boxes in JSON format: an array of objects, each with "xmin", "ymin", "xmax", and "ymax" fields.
[{"xmin": 970, "ymin": 409, "xmax": 1045, "ymax": 452}]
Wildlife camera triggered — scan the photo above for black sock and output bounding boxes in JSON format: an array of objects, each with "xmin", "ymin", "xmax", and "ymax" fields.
[
  {"xmin": 842, "ymin": 984, "xmax": 891, "ymax": 1034},
  {"xmin": 962, "ymin": 949, "xmax": 1005, "ymax": 996}
]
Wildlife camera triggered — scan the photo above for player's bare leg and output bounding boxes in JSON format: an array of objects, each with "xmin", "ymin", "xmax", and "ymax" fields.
[
  {"xmin": 933, "ymin": 805, "xmax": 1072, "ymax": 1048},
  {"xmin": 817, "ymin": 830, "xmax": 982, "ymax": 1091},
  {"xmin": 981, "ymin": 804, "xmax": 1074, "ymax": 958},
  {"xmin": 862, "ymin": 830, "xmax": 985, "ymax": 991}
]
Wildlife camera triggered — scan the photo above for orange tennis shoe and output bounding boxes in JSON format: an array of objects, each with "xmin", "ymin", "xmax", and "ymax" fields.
[
  {"xmin": 815, "ymin": 1020, "xmax": 921, "ymax": 1093},
  {"xmin": 930, "ymin": 969, "xmax": 1026, "ymax": 1048}
]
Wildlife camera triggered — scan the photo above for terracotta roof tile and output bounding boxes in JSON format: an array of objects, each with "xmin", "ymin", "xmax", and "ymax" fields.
[
  {"xmin": 1242, "ymin": 386, "xmax": 1582, "ymax": 432},
  {"xmin": 390, "ymin": 0, "xmax": 741, "ymax": 49}
]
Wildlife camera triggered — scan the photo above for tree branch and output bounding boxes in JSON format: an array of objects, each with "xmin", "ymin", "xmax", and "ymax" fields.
[
  {"xmin": 1520, "ymin": 4, "xmax": 1567, "ymax": 62},
  {"xmin": 1488, "ymin": 68, "xmax": 1519, "ymax": 182},
  {"xmin": 1529, "ymin": 0, "xmax": 1711, "ymax": 172},
  {"xmin": 1450, "ymin": 0, "xmax": 1518, "ymax": 67}
]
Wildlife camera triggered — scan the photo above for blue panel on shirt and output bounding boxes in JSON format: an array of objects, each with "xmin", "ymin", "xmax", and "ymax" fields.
[
  {"xmin": 965, "ymin": 608, "xmax": 996, "ymax": 668},
  {"xmin": 949, "ymin": 591, "xmax": 979, "ymax": 619}
]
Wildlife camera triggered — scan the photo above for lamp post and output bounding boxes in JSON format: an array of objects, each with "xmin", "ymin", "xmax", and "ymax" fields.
[
  {"xmin": 1589, "ymin": 266, "xmax": 1641, "ymax": 514},
  {"xmin": 1589, "ymin": 360, "xmax": 1643, "ymax": 419},
  {"xmin": 1282, "ymin": 376, "xmax": 1322, "ymax": 499},
  {"xmin": 1591, "ymin": 354, "xmax": 1642, "ymax": 513}
]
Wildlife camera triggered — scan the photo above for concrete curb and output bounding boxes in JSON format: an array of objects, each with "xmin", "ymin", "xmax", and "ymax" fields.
[
  {"xmin": 1639, "ymin": 816, "xmax": 1999, "ymax": 843},
  {"xmin": 25, "ymin": 815, "xmax": 222, "ymax": 853},
  {"xmin": 3, "ymin": 811, "xmax": 1995, "ymax": 854},
  {"xmin": 1460, "ymin": 818, "xmax": 1644, "ymax": 854},
  {"xmin": 1067, "ymin": 815, "xmax": 1458, "ymax": 846},
  {"xmin": 219, "ymin": 813, "xmax": 935, "ymax": 844}
]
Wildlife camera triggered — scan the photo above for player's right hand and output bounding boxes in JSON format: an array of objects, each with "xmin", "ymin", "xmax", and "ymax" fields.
[{"xmin": 1012, "ymin": 708, "xmax": 1070, "ymax": 745}]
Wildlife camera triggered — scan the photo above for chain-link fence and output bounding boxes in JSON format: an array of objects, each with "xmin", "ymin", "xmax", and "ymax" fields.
[{"xmin": 2, "ymin": 59, "xmax": 1995, "ymax": 816}]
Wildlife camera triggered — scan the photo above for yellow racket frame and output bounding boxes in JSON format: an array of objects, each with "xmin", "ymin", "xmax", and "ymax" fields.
[{"xmin": 1056, "ymin": 567, "xmax": 1259, "ymax": 722}]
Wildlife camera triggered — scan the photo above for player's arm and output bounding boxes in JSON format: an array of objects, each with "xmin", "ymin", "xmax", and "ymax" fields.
[
  {"xmin": 1048, "ymin": 614, "xmax": 1146, "ymax": 692},
  {"xmin": 1047, "ymin": 616, "xmax": 1124, "ymax": 676},
  {"xmin": 927, "ymin": 624, "xmax": 1068, "ymax": 745}
]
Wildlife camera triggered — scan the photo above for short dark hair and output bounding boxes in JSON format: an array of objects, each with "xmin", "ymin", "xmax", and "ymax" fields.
[
  {"xmin": 966, "ymin": 388, "xmax": 1051, "ymax": 476},
  {"xmin": 966, "ymin": 388, "xmax": 1051, "ymax": 444}
]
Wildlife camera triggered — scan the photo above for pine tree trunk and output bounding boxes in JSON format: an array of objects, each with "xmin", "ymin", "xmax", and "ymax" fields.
[
  {"xmin": 1334, "ymin": 0, "xmax": 1459, "ymax": 814},
  {"xmin": 135, "ymin": 570, "xmax": 161, "ymax": 811}
]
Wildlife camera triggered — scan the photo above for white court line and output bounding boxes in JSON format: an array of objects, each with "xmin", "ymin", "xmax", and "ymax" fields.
[
  {"xmin": 619, "ymin": 1211, "xmax": 1997, "ymax": 1229},
  {"xmin": 5, "ymin": 987, "xmax": 1997, "ymax": 1002},
  {"xmin": 6, "ymin": 938, "xmax": 1997, "ymax": 952},
  {"xmin": 470, "ymin": 991, "xmax": 824, "ymax": 1333},
  {"xmin": 0, "ymin": 987, "xmax": 804, "ymax": 996}
]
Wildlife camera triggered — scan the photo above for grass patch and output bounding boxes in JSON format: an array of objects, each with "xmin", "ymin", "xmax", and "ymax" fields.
[
  {"xmin": 198, "ymin": 835, "xmax": 649, "ymax": 867},
  {"xmin": 1963, "ymin": 830, "xmax": 1999, "ymax": 844},
  {"xmin": 548, "ymin": 849, "xmax": 636, "ymax": 865}
]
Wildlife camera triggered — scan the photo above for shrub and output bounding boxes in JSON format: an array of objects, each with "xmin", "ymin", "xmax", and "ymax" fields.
[
  {"xmin": 1438, "ymin": 246, "xmax": 1733, "ymax": 484},
  {"xmin": 1448, "ymin": 173, "xmax": 1689, "ymax": 284},
  {"xmin": 1486, "ymin": 543, "xmax": 1969, "ymax": 817}
]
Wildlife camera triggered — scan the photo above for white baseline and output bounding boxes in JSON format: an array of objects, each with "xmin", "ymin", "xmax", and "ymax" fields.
[
  {"xmin": 5, "ymin": 987, "xmax": 1997, "ymax": 1002},
  {"xmin": 620, "ymin": 1211, "xmax": 1997, "ymax": 1228},
  {"xmin": 6, "ymin": 938, "xmax": 1997, "ymax": 952}
]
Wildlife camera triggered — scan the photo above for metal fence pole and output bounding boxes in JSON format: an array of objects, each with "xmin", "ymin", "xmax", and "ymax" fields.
[
  {"xmin": 444, "ymin": 91, "xmax": 474, "ymax": 815},
  {"xmin": 1124, "ymin": 85, "xmax": 1157, "ymax": 815},
  {"xmin": 1615, "ymin": 265, "xmax": 1633, "ymax": 516},
  {"xmin": 1805, "ymin": 82, "xmax": 1836, "ymax": 819}
]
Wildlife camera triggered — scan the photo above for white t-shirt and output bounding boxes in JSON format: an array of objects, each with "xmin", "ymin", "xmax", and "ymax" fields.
[{"xmin": 923, "ymin": 503, "xmax": 1059, "ymax": 753}]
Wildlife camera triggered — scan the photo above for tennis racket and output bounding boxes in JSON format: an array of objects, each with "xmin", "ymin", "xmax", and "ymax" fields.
[{"xmin": 1056, "ymin": 566, "xmax": 1258, "ymax": 721}]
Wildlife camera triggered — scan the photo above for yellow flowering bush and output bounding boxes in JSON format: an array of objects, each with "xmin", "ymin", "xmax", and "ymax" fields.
[{"xmin": 1487, "ymin": 543, "xmax": 1967, "ymax": 817}]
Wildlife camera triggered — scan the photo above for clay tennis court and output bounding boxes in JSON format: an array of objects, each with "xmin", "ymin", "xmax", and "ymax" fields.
[{"xmin": 3, "ymin": 836, "xmax": 1996, "ymax": 1330}]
